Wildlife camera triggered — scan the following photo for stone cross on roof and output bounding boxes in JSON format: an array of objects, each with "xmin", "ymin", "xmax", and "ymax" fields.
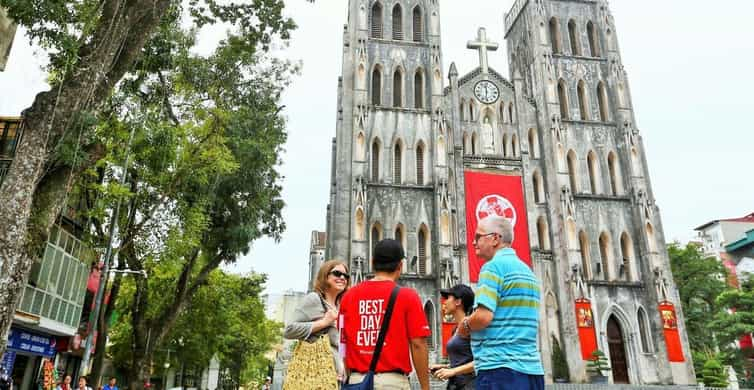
[{"xmin": 467, "ymin": 27, "xmax": 499, "ymax": 74}]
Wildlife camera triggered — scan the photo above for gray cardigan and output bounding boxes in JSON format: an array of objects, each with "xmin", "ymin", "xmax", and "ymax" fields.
[{"xmin": 283, "ymin": 292, "xmax": 342, "ymax": 375}]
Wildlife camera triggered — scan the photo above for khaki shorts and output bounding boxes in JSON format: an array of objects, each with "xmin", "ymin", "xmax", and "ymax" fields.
[{"xmin": 348, "ymin": 372, "xmax": 410, "ymax": 390}]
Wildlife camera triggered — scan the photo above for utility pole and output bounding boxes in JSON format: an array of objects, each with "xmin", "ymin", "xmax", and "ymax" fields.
[{"xmin": 79, "ymin": 126, "xmax": 137, "ymax": 378}]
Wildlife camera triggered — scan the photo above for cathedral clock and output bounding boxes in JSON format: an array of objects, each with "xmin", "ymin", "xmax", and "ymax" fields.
[{"xmin": 474, "ymin": 80, "xmax": 499, "ymax": 104}]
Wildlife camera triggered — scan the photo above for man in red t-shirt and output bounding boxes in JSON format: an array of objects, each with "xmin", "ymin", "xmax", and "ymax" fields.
[{"xmin": 339, "ymin": 239, "xmax": 430, "ymax": 390}]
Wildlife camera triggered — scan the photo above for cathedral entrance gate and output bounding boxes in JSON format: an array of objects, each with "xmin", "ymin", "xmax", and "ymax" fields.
[{"xmin": 607, "ymin": 315, "xmax": 630, "ymax": 384}]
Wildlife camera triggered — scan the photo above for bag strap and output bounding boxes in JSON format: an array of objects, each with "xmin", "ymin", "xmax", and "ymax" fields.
[{"xmin": 367, "ymin": 285, "xmax": 401, "ymax": 373}]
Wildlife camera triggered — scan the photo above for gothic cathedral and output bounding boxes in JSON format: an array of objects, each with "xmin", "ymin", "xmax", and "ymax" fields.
[{"xmin": 323, "ymin": 0, "xmax": 695, "ymax": 384}]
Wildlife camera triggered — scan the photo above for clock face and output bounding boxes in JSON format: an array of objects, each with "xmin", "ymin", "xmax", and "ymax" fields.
[{"xmin": 474, "ymin": 80, "xmax": 500, "ymax": 104}]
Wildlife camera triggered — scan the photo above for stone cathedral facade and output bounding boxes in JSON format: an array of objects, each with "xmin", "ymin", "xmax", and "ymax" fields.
[{"xmin": 322, "ymin": 0, "xmax": 695, "ymax": 384}]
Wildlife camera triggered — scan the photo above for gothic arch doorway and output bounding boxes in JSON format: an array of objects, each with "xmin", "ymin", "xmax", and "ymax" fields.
[{"xmin": 607, "ymin": 315, "xmax": 630, "ymax": 384}]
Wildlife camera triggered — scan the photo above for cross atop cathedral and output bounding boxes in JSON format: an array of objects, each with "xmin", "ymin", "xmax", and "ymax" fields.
[{"xmin": 467, "ymin": 27, "xmax": 499, "ymax": 74}]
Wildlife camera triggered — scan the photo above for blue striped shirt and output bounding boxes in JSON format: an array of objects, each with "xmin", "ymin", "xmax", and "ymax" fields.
[{"xmin": 471, "ymin": 247, "xmax": 544, "ymax": 375}]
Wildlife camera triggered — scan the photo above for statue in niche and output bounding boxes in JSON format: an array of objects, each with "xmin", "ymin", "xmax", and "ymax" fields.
[{"xmin": 482, "ymin": 115, "xmax": 495, "ymax": 154}]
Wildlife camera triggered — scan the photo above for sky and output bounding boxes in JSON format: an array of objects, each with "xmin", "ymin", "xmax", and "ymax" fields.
[{"xmin": 2, "ymin": 1, "xmax": 753, "ymax": 295}]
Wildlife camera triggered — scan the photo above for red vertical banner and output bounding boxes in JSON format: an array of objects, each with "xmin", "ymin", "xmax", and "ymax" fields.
[
  {"xmin": 463, "ymin": 171, "xmax": 531, "ymax": 282},
  {"xmin": 575, "ymin": 298, "xmax": 598, "ymax": 360},
  {"xmin": 442, "ymin": 322, "xmax": 456, "ymax": 357},
  {"xmin": 659, "ymin": 301, "xmax": 685, "ymax": 362}
]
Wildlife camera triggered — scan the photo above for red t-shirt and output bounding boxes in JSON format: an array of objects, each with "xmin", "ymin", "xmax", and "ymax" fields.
[{"xmin": 339, "ymin": 280, "xmax": 431, "ymax": 374}]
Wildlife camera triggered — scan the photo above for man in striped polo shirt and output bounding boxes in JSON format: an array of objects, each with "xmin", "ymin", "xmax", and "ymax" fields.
[{"xmin": 459, "ymin": 215, "xmax": 544, "ymax": 390}]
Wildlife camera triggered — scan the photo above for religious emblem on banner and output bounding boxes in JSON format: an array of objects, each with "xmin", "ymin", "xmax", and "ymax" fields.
[
  {"xmin": 577, "ymin": 307, "xmax": 594, "ymax": 328},
  {"xmin": 661, "ymin": 308, "xmax": 678, "ymax": 329},
  {"xmin": 475, "ymin": 195, "xmax": 517, "ymax": 227}
]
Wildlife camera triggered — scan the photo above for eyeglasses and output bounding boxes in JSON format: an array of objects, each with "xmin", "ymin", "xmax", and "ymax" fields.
[
  {"xmin": 473, "ymin": 232, "xmax": 498, "ymax": 243},
  {"xmin": 329, "ymin": 270, "xmax": 350, "ymax": 280}
]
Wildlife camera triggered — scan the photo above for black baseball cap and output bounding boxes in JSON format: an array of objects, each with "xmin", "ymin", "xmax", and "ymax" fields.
[
  {"xmin": 373, "ymin": 239, "xmax": 406, "ymax": 264},
  {"xmin": 440, "ymin": 284, "xmax": 475, "ymax": 313}
]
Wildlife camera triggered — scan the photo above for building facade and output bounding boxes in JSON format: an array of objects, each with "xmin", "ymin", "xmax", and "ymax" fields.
[
  {"xmin": 1, "ymin": 117, "xmax": 95, "ymax": 388},
  {"xmin": 308, "ymin": 231, "xmax": 327, "ymax": 291},
  {"xmin": 323, "ymin": 0, "xmax": 694, "ymax": 384}
]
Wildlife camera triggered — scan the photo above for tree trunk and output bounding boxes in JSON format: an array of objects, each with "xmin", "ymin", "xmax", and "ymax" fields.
[{"xmin": 0, "ymin": 0, "xmax": 172, "ymax": 356}]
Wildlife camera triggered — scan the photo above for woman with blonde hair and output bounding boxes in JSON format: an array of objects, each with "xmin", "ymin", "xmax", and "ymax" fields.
[{"xmin": 283, "ymin": 260, "xmax": 351, "ymax": 388}]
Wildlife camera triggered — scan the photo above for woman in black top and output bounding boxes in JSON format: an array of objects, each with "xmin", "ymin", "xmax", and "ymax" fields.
[{"xmin": 430, "ymin": 284, "xmax": 476, "ymax": 390}]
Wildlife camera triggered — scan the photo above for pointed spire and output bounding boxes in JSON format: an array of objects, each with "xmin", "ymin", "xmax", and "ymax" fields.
[{"xmin": 449, "ymin": 62, "xmax": 458, "ymax": 77}]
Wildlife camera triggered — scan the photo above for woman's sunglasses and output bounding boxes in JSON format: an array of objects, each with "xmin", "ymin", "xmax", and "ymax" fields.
[{"xmin": 329, "ymin": 270, "xmax": 350, "ymax": 280}]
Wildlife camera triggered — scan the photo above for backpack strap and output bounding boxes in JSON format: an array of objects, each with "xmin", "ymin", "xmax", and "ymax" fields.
[{"xmin": 367, "ymin": 285, "xmax": 401, "ymax": 373}]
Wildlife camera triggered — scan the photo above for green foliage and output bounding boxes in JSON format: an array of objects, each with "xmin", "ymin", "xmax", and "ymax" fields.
[
  {"xmin": 109, "ymin": 271, "xmax": 280, "ymax": 385},
  {"xmin": 586, "ymin": 350, "xmax": 611, "ymax": 376},
  {"xmin": 713, "ymin": 278, "xmax": 754, "ymax": 349},
  {"xmin": 550, "ymin": 336, "xmax": 570, "ymax": 382},
  {"xmin": 701, "ymin": 357, "xmax": 729, "ymax": 388},
  {"xmin": 667, "ymin": 243, "xmax": 728, "ymax": 353}
]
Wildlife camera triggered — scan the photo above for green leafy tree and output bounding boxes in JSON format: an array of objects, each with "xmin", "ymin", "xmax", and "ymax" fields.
[
  {"xmin": 713, "ymin": 277, "xmax": 754, "ymax": 384},
  {"xmin": 550, "ymin": 336, "xmax": 570, "ymax": 382},
  {"xmin": 109, "ymin": 271, "xmax": 279, "ymax": 388},
  {"xmin": 0, "ymin": 0, "xmax": 298, "ymax": 358},
  {"xmin": 667, "ymin": 243, "xmax": 728, "ymax": 353},
  {"xmin": 701, "ymin": 357, "xmax": 729, "ymax": 388}
]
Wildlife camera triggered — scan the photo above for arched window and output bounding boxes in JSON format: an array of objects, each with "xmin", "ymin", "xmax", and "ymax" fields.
[
  {"xmin": 371, "ymin": 139, "xmax": 381, "ymax": 181},
  {"xmin": 646, "ymin": 223, "xmax": 657, "ymax": 253},
  {"xmin": 511, "ymin": 134, "xmax": 519, "ymax": 157},
  {"xmin": 528, "ymin": 128, "xmax": 539, "ymax": 159},
  {"xmin": 459, "ymin": 99, "xmax": 465, "ymax": 121},
  {"xmin": 371, "ymin": 222, "xmax": 383, "ymax": 270},
  {"xmin": 577, "ymin": 80, "xmax": 589, "ymax": 120},
  {"xmin": 392, "ymin": 4, "xmax": 403, "ymax": 40},
  {"xmin": 558, "ymin": 80, "xmax": 569, "ymax": 119},
  {"xmin": 620, "ymin": 232, "xmax": 634, "ymax": 281},
  {"xmin": 533, "ymin": 170, "xmax": 544, "ymax": 203},
  {"xmin": 424, "ymin": 301, "xmax": 435, "ymax": 349},
  {"xmin": 418, "ymin": 225, "xmax": 429, "ymax": 274},
  {"xmin": 395, "ymin": 224, "xmax": 405, "ymax": 249},
  {"xmin": 508, "ymin": 103, "xmax": 515, "ymax": 124},
  {"xmin": 414, "ymin": 69, "xmax": 424, "ymax": 109},
  {"xmin": 502, "ymin": 134, "xmax": 509, "ymax": 157},
  {"xmin": 549, "ymin": 17, "xmax": 562, "ymax": 54},
  {"xmin": 471, "ymin": 133, "xmax": 478, "ymax": 155},
  {"xmin": 469, "ymin": 100, "xmax": 475, "ymax": 122},
  {"xmin": 372, "ymin": 67, "xmax": 382, "ymax": 105},
  {"xmin": 567, "ymin": 150, "xmax": 579, "ymax": 192},
  {"xmin": 371, "ymin": 3, "xmax": 383, "ymax": 39},
  {"xmin": 568, "ymin": 19, "xmax": 581, "ymax": 56},
  {"xmin": 607, "ymin": 151, "xmax": 621, "ymax": 195},
  {"xmin": 597, "ymin": 81, "xmax": 609, "ymax": 122},
  {"xmin": 599, "ymin": 232, "xmax": 612, "ymax": 280},
  {"xmin": 587, "ymin": 150, "xmax": 599, "ymax": 194},
  {"xmin": 638, "ymin": 308, "xmax": 652, "ymax": 353},
  {"xmin": 393, "ymin": 140, "xmax": 402, "ymax": 184},
  {"xmin": 579, "ymin": 230, "xmax": 591, "ymax": 279},
  {"xmin": 500, "ymin": 101, "xmax": 507, "ymax": 123},
  {"xmin": 567, "ymin": 219, "xmax": 578, "ymax": 250},
  {"xmin": 463, "ymin": 132, "xmax": 469, "ymax": 155},
  {"xmin": 393, "ymin": 69, "xmax": 403, "ymax": 107},
  {"xmin": 355, "ymin": 208, "xmax": 365, "ymax": 240},
  {"xmin": 416, "ymin": 142, "xmax": 425, "ymax": 185},
  {"xmin": 356, "ymin": 132, "xmax": 366, "ymax": 161},
  {"xmin": 587, "ymin": 21, "xmax": 601, "ymax": 57},
  {"xmin": 537, "ymin": 217, "xmax": 551, "ymax": 250},
  {"xmin": 412, "ymin": 6, "xmax": 423, "ymax": 42}
]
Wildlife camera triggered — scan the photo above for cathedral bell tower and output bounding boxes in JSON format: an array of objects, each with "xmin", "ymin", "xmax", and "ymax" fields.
[
  {"xmin": 504, "ymin": 0, "xmax": 696, "ymax": 384},
  {"xmin": 326, "ymin": 0, "xmax": 448, "ymax": 352}
]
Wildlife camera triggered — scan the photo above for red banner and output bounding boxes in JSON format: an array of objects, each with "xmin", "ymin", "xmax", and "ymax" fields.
[
  {"xmin": 463, "ymin": 171, "xmax": 531, "ymax": 282},
  {"xmin": 659, "ymin": 301, "xmax": 685, "ymax": 362},
  {"xmin": 575, "ymin": 298, "xmax": 598, "ymax": 360},
  {"xmin": 442, "ymin": 322, "xmax": 456, "ymax": 357}
]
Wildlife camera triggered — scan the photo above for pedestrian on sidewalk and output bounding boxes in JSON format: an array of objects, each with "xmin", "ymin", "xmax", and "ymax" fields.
[
  {"xmin": 458, "ymin": 215, "xmax": 544, "ymax": 390},
  {"xmin": 339, "ymin": 239, "xmax": 431, "ymax": 390},
  {"xmin": 283, "ymin": 259, "xmax": 351, "ymax": 388},
  {"xmin": 431, "ymin": 284, "xmax": 476, "ymax": 390}
]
